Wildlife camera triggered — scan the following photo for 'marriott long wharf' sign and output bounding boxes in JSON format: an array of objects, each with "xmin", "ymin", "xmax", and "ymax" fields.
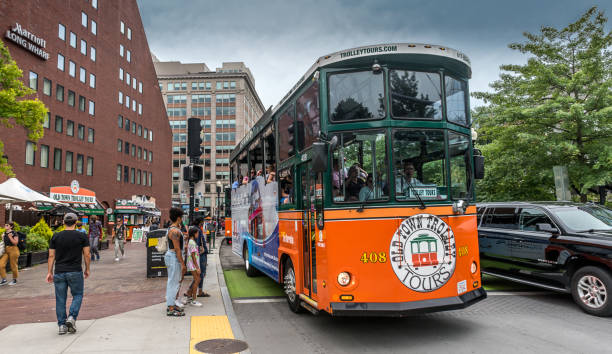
[{"xmin": 5, "ymin": 23, "xmax": 49, "ymax": 60}]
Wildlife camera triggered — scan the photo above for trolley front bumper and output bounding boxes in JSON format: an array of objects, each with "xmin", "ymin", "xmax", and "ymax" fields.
[{"xmin": 330, "ymin": 287, "xmax": 486, "ymax": 317}]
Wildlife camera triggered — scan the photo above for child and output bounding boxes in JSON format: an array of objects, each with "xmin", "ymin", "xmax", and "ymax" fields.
[{"xmin": 184, "ymin": 227, "xmax": 203, "ymax": 307}]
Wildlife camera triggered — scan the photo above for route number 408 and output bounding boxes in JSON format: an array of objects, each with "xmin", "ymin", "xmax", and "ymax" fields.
[{"xmin": 360, "ymin": 252, "xmax": 387, "ymax": 263}]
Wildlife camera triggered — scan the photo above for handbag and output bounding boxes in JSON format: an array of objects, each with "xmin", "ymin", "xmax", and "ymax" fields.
[
  {"xmin": 0, "ymin": 239, "xmax": 5, "ymax": 258},
  {"xmin": 155, "ymin": 227, "xmax": 170, "ymax": 253}
]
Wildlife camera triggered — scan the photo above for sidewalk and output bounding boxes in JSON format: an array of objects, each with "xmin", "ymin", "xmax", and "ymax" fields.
[{"xmin": 0, "ymin": 245, "xmax": 247, "ymax": 354}]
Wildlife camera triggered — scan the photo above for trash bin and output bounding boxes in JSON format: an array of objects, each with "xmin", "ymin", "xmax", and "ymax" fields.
[{"xmin": 146, "ymin": 229, "xmax": 168, "ymax": 278}]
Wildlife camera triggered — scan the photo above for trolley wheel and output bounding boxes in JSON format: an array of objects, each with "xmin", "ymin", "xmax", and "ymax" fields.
[
  {"xmin": 283, "ymin": 259, "xmax": 302, "ymax": 313},
  {"xmin": 571, "ymin": 266, "xmax": 612, "ymax": 317},
  {"xmin": 243, "ymin": 245, "xmax": 258, "ymax": 277}
]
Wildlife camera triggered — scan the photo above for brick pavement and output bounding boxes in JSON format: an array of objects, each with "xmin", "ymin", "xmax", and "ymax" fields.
[{"xmin": 0, "ymin": 242, "xmax": 167, "ymax": 330}]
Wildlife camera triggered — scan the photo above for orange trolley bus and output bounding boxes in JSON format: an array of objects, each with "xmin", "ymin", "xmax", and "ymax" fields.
[{"xmin": 229, "ymin": 43, "xmax": 486, "ymax": 316}]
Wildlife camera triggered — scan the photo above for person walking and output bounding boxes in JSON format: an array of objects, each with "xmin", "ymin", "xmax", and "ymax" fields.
[
  {"xmin": 0, "ymin": 222, "xmax": 20, "ymax": 286},
  {"xmin": 111, "ymin": 219, "xmax": 126, "ymax": 262},
  {"xmin": 76, "ymin": 221, "xmax": 87, "ymax": 234},
  {"xmin": 45, "ymin": 213, "xmax": 91, "ymax": 335},
  {"xmin": 195, "ymin": 219, "xmax": 210, "ymax": 297},
  {"xmin": 164, "ymin": 207, "xmax": 187, "ymax": 316},
  {"xmin": 88, "ymin": 216, "xmax": 101, "ymax": 262}
]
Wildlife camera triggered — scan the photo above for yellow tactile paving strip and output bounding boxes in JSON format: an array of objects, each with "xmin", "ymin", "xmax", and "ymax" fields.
[{"xmin": 190, "ymin": 316, "xmax": 235, "ymax": 354}]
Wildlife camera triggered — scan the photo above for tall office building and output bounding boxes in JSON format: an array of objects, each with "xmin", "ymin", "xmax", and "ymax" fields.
[
  {"xmin": 0, "ymin": 0, "xmax": 172, "ymax": 222},
  {"xmin": 154, "ymin": 60, "xmax": 265, "ymax": 216}
]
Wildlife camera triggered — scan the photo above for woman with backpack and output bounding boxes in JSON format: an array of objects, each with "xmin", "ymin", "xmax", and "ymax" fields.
[{"xmin": 0, "ymin": 222, "xmax": 20, "ymax": 286}]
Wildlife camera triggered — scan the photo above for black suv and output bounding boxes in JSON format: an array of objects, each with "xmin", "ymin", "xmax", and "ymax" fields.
[{"xmin": 477, "ymin": 202, "xmax": 612, "ymax": 316}]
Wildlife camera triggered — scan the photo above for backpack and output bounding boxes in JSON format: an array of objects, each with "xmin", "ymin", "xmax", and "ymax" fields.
[{"xmin": 16, "ymin": 231, "xmax": 27, "ymax": 252}]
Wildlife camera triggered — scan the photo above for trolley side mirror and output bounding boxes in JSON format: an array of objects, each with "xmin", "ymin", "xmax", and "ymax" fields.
[
  {"xmin": 473, "ymin": 149, "xmax": 484, "ymax": 180},
  {"xmin": 312, "ymin": 142, "xmax": 328, "ymax": 173}
]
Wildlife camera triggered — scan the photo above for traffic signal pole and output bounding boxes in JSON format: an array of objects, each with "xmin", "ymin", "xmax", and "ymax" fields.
[{"xmin": 186, "ymin": 117, "xmax": 203, "ymax": 226}]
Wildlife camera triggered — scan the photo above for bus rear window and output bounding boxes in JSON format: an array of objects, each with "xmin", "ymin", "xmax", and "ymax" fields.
[
  {"xmin": 390, "ymin": 70, "xmax": 442, "ymax": 119},
  {"xmin": 329, "ymin": 71, "xmax": 385, "ymax": 122}
]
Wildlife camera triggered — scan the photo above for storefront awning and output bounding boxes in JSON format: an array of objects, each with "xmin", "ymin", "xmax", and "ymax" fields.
[{"xmin": 37, "ymin": 200, "xmax": 105, "ymax": 215}]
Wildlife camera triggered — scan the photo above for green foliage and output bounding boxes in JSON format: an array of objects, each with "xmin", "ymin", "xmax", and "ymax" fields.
[
  {"xmin": 0, "ymin": 40, "xmax": 48, "ymax": 177},
  {"xmin": 473, "ymin": 7, "xmax": 612, "ymax": 202},
  {"xmin": 30, "ymin": 217, "xmax": 53, "ymax": 242},
  {"xmin": 11, "ymin": 221, "xmax": 20, "ymax": 232},
  {"xmin": 26, "ymin": 232, "xmax": 48, "ymax": 252}
]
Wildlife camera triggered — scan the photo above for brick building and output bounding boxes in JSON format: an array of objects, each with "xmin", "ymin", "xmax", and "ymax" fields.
[
  {"xmin": 154, "ymin": 60, "xmax": 265, "ymax": 216},
  {"xmin": 0, "ymin": 0, "xmax": 172, "ymax": 223}
]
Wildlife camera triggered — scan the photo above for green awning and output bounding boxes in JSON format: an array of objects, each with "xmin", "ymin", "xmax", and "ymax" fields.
[
  {"xmin": 115, "ymin": 209, "xmax": 142, "ymax": 214},
  {"xmin": 37, "ymin": 204, "xmax": 105, "ymax": 215}
]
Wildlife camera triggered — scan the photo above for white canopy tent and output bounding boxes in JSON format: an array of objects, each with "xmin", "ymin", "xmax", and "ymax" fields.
[{"xmin": 0, "ymin": 178, "xmax": 63, "ymax": 222}]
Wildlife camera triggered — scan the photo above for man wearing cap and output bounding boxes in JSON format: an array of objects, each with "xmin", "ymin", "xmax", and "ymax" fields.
[{"xmin": 46, "ymin": 213, "xmax": 91, "ymax": 335}]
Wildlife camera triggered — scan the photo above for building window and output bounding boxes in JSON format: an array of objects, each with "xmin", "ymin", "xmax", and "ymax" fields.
[
  {"xmin": 29, "ymin": 71, "xmax": 38, "ymax": 90},
  {"xmin": 92, "ymin": 0, "xmax": 98, "ymax": 9},
  {"xmin": 138, "ymin": 103, "xmax": 142, "ymax": 115},
  {"xmin": 43, "ymin": 112, "xmax": 50, "ymax": 128},
  {"xmin": 70, "ymin": 32, "xmax": 76, "ymax": 47},
  {"xmin": 91, "ymin": 20, "xmax": 97, "ymax": 35},
  {"xmin": 127, "ymin": 28, "xmax": 132, "ymax": 40},
  {"xmin": 126, "ymin": 95, "xmax": 130, "ymax": 108},
  {"xmin": 118, "ymin": 115, "xmax": 123, "ymax": 128},
  {"xmin": 81, "ymin": 12, "xmax": 88, "ymax": 28},
  {"xmin": 144, "ymin": 128, "xmax": 148, "ymax": 139},
  {"xmin": 137, "ymin": 125, "xmax": 142, "ymax": 136},
  {"xmin": 78, "ymin": 124, "xmax": 85, "ymax": 140},
  {"xmin": 119, "ymin": 68, "xmax": 124, "ymax": 80},
  {"xmin": 43, "ymin": 78, "xmax": 51, "ymax": 96},
  {"xmin": 124, "ymin": 166, "xmax": 129, "ymax": 182},
  {"xmin": 89, "ymin": 74, "xmax": 96, "ymax": 88},
  {"xmin": 126, "ymin": 72, "xmax": 130, "ymax": 84},
  {"xmin": 65, "ymin": 151, "xmax": 73, "ymax": 173},
  {"xmin": 79, "ymin": 96, "xmax": 86, "ymax": 111},
  {"xmin": 55, "ymin": 116, "xmax": 63, "ymax": 133},
  {"xmin": 66, "ymin": 120, "xmax": 74, "ymax": 136},
  {"xmin": 117, "ymin": 165, "xmax": 122, "ymax": 181},
  {"xmin": 132, "ymin": 77, "xmax": 136, "ymax": 90},
  {"xmin": 80, "ymin": 67, "xmax": 86, "ymax": 83},
  {"xmin": 117, "ymin": 139, "xmax": 122, "ymax": 152},
  {"xmin": 88, "ymin": 100, "xmax": 95, "ymax": 116},
  {"xmin": 90, "ymin": 46, "xmax": 96, "ymax": 61},
  {"xmin": 76, "ymin": 154, "xmax": 84, "ymax": 174},
  {"xmin": 132, "ymin": 99, "xmax": 136, "ymax": 112},
  {"xmin": 120, "ymin": 21, "xmax": 125, "ymax": 34},
  {"xmin": 148, "ymin": 172, "xmax": 152, "ymax": 186},
  {"xmin": 56, "ymin": 84, "xmax": 64, "ymax": 101},
  {"xmin": 118, "ymin": 91, "xmax": 123, "ymax": 104},
  {"xmin": 149, "ymin": 151, "xmax": 153, "ymax": 162},
  {"xmin": 124, "ymin": 141, "xmax": 129, "ymax": 154},
  {"xmin": 86, "ymin": 157, "xmax": 93, "ymax": 176},
  {"xmin": 53, "ymin": 148, "xmax": 62, "ymax": 170},
  {"xmin": 138, "ymin": 82, "xmax": 142, "ymax": 93},
  {"xmin": 136, "ymin": 169, "xmax": 141, "ymax": 184},
  {"xmin": 119, "ymin": 44, "xmax": 124, "ymax": 57},
  {"xmin": 172, "ymin": 184, "xmax": 179, "ymax": 193},
  {"xmin": 131, "ymin": 123, "xmax": 136, "ymax": 134},
  {"xmin": 25, "ymin": 141, "xmax": 35, "ymax": 165},
  {"xmin": 40, "ymin": 145, "xmax": 49, "ymax": 168},
  {"xmin": 131, "ymin": 144, "xmax": 135, "ymax": 157},
  {"xmin": 69, "ymin": 61, "xmax": 76, "ymax": 77},
  {"xmin": 87, "ymin": 128, "xmax": 94, "ymax": 143},
  {"xmin": 57, "ymin": 54, "xmax": 64, "ymax": 71},
  {"xmin": 125, "ymin": 119, "xmax": 130, "ymax": 131},
  {"xmin": 149, "ymin": 130, "xmax": 153, "ymax": 142},
  {"xmin": 67, "ymin": 90, "xmax": 75, "ymax": 107},
  {"xmin": 142, "ymin": 171, "xmax": 147, "ymax": 186},
  {"xmin": 58, "ymin": 23, "xmax": 66, "ymax": 40},
  {"xmin": 138, "ymin": 147, "xmax": 142, "ymax": 159},
  {"xmin": 216, "ymin": 82, "xmax": 222, "ymax": 90},
  {"xmin": 130, "ymin": 168, "xmax": 135, "ymax": 183},
  {"xmin": 80, "ymin": 39, "xmax": 87, "ymax": 55},
  {"xmin": 230, "ymin": 81, "xmax": 236, "ymax": 89},
  {"xmin": 126, "ymin": 50, "xmax": 131, "ymax": 62}
]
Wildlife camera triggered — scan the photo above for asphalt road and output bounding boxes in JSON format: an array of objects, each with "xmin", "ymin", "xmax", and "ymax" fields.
[{"xmin": 219, "ymin": 243, "xmax": 612, "ymax": 354}]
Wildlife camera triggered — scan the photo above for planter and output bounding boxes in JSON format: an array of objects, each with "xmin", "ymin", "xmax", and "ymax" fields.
[
  {"xmin": 99, "ymin": 239, "xmax": 109, "ymax": 250},
  {"xmin": 30, "ymin": 250, "xmax": 49, "ymax": 265}
]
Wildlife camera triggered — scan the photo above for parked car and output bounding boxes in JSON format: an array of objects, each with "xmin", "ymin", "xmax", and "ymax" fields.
[{"xmin": 477, "ymin": 202, "xmax": 612, "ymax": 316}]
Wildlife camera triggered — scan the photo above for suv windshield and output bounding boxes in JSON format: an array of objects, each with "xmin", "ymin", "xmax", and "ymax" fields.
[
  {"xmin": 392, "ymin": 129, "xmax": 447, "ymax": 201},
  {"xmin": 331, "ymin": 130, "xmax": 388, "ymax": 203},
  {"xmin": 551, "ymin": 208, "xmax": 612, "ymax": 232}
]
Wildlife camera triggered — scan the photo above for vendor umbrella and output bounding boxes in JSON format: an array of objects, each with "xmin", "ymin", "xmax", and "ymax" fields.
[{"xmin": 0, "ymin": 178, "xmax": 63, "ymax": 221}]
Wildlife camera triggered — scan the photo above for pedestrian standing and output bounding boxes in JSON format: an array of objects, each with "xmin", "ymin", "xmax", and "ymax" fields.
[
  {"xmin": 164, "ymin": 207, "xmax": 186, "ymax": 316},
  {"xmin": 0, "ymin": 222, "xmax": 20, "ymax": 286},
  {"xmin": 88, "ymin": 216, "xmax": 101, "ymax": 262},
  {"xmin": 45, "ymin": 213, "xmax": 91, "ymax": 335},
  {"xmin": 183, "ymin": 227, "xmax": 203, "ymax": 307},
  {"xmin": 195, "ymin": 219, "xmax": 210, "ymax": 297},
  {"xmin": 111, "ymin": 219, "xmax": 126, "ymax": 262}
]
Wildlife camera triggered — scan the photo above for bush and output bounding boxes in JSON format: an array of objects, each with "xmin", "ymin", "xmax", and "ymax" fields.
[
  {"xmin": 20, "ymin": 225, "xmax": 31, "ymax": 234},
  {"xmin": 26, "ymin": 232, "xmax": 48, "ymax": 252},
  {"xmin": 30, "ymin": 218, "xmax": 53, "ymax": 242}
]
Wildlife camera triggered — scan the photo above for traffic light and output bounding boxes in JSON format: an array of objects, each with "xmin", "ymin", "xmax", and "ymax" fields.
[
  {"xmin": 187, "ymin": 117, "xmax": 202, "ymax": 158},
  {"xmin": 183, "ymin": 165, "xmax": 203, "ymax": 182}
]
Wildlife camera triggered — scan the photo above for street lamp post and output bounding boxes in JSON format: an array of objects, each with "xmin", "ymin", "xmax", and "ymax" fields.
[{"xmin": 215, "ymin": 180, "xmax": 222, "ymax": 249}]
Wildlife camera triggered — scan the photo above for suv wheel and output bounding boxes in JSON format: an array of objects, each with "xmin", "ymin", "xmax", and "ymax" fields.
[{"xmin": 571, "ymin": 266, "xmax": 612, "ymax": 317}]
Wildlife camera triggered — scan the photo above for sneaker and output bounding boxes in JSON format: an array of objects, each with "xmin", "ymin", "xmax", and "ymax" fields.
[
  {"xmin": 114, "ymin": 258, "xmax": 119, "ymax": 262},
  {"xmin": 58, "ymin": 325, "xmax": 68, "ymax": 335},
  {"xmin": 174, "ymin": 299, "xmax": 185, "ymax": 309},
  {"xmin": 8, "ymin": 279, "xmax": 17, "ymax": 286},
  {"xmin": 189, "ymin": 300, "xmax": 203, "ymax": 307},
  {"xmin": 0, "ymin": 279, "xmax": 7, "ymax": 286},
  {"xmin": 66, "ymin": 316, "xmax": 76, "ymax": 333}
]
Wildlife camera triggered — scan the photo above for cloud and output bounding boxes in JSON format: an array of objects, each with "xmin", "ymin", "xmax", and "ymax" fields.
[{"xmin": 138, "ymin": 0, "xmax": 612, "ymax": 109}]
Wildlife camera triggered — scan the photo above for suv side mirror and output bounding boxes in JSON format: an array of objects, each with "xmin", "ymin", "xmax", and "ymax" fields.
[
  {"xmin": 473, "ymin": 149, "xmax": 484, "ymax": 180},
  {"xmin": 536, "ymin": 223, "xmax": 559, "ymax": 235},
  {"xmin": 311, "ymin": 142, "xmax": 328, "ymax": 173}
]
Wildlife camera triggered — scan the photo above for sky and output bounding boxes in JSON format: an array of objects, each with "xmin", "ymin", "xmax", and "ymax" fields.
[{"xmin": 137, "ymin": 0, "xmax": 612, "ymax": 110}]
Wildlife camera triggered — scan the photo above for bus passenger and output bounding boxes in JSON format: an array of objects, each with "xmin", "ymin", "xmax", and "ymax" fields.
[
  {"xmin": 267, "ymin": 172, "xmax": 276, "ymax": 184},
  {"xmin": 396, "ymin": 161, "xmax": 422, "ymax": 196},
  {"xmin": 359, "ymin": 174, "xmax": 374, "ymax": 201},
  {"xmin": 346, "ymin": 165, "xmax": 363, "ymax": 201},
  {"xmin": 242, "ymin": 176, "xmax": 249, "ymax": 185}
]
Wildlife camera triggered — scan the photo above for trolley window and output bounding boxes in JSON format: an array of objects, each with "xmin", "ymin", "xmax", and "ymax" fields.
[
  {"xmin": 296, "ymin": 81, "xmax": 320, "ymax": 149},
  {"xmin": 278, "ymin": 105, "xmax": 295, "ymax": 161},
  {"xmin": 448, "ymin": 132, "xmax": 471, "ymax": 199},
  {"xmin": 389, "ymin": 70, "xmax": 442, "ymax": 119},
  {"xmin": 329, "ymin": 71, "xmax": 385, "ymax": 122},
  {"xmin": 445, "ymin": 76, "xmax": 469, "ymax": 126}
]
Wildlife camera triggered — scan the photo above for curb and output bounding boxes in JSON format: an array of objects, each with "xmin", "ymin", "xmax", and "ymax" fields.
[{"xmin": 215, "ymin": 251, "xmax": 251, "ymax": 354}]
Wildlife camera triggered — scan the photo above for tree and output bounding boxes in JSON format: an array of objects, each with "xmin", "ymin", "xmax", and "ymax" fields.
[
  {"xmin": 473, "ymin": 7, "xmax": 612, "ymax": 202},
  {"xmin": 0, "ymin": 40, "xmax": 48, "ymax": 177}
]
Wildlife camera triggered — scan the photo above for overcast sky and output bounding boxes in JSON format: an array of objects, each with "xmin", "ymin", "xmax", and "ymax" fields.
[{"xmin": 137, "ymin": 0, "xmax": 612, "ymax": 109}]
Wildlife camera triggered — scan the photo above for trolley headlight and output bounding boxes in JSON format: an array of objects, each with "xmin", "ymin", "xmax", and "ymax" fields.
[
  {"xmin": 337, "ymin": 272, "xmax": 351, "ymax": 286},
  {"xmin": 470, "ymin": 261, "xmax": 478, "ymax": 274}
]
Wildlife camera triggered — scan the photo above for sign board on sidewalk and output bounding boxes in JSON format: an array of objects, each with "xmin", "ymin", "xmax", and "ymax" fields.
[
  {"xmin": 131, "ymin": 229, "xmax": 143, "ymax": 243},
  {"xmin": 146, "ymin": 230, "xmax": 167, "ymax": 278}
]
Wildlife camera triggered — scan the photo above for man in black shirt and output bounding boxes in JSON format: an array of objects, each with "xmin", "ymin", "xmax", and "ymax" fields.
[{"xmin": 46, "ymin": 213, "xmax": 91, "ymax": 335}]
